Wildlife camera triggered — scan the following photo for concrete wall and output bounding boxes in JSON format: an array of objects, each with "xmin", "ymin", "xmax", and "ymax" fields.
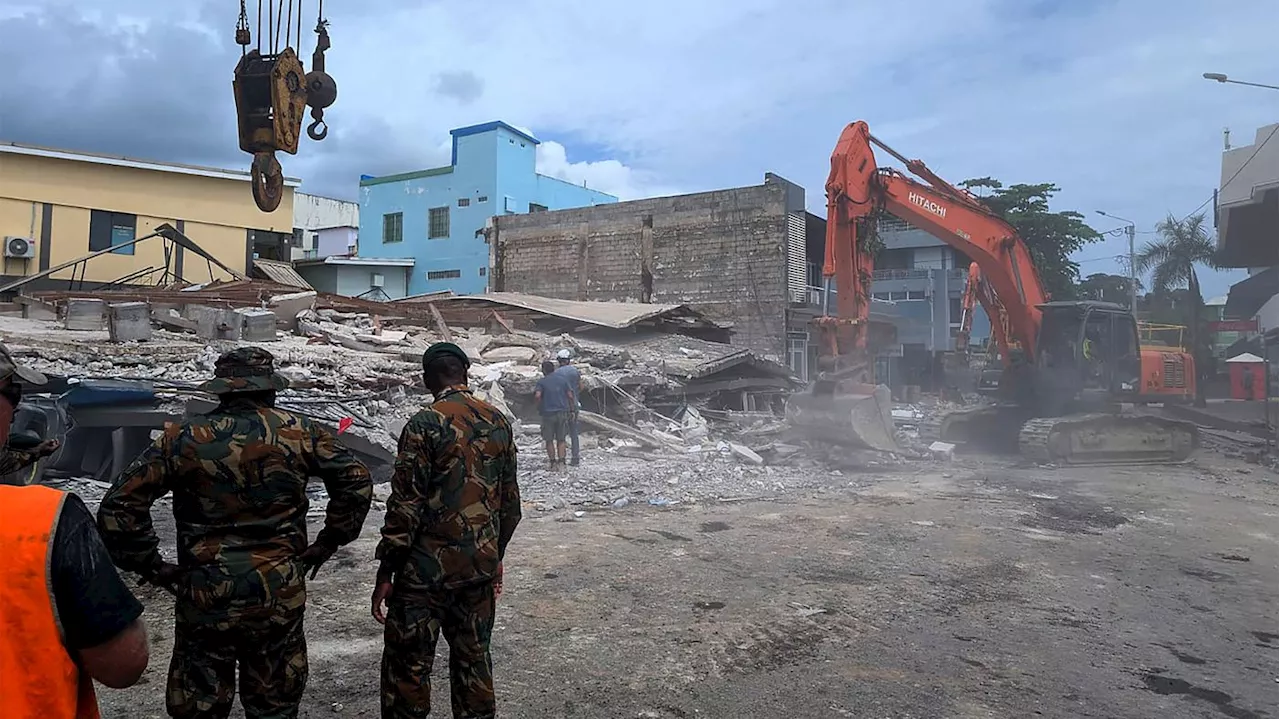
[
  {"xmin": 493, "ymin": 179, "xmax": 792, "ymax": 359},
  {"xmin": 359, "ymin": 122, "xmax": 616, "ymax": 297},
  {"xmin": 0, "ymin": 150, "xmax": 293, "ymax": 286}
]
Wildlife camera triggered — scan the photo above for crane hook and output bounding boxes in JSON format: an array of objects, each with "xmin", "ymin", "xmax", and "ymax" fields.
[
  {"xmin": 250, "ymin": 152, "xmax": 284, "ymax": 213},
  {"xmin": 307, "ymin": 108, "xmax": 328, "ymax": 141}
]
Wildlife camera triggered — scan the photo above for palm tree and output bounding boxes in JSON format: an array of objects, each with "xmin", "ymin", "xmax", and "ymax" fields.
[{"xmin": 1134, "ymin": 212, "xmax": 1218, "ymax": 406}]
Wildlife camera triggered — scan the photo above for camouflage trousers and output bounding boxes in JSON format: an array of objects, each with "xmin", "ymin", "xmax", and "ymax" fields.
[
  {"xmin": 381, "ymin": 581, "xmax": 497, "ymax": 719},
  {"xmin": 167, "ymin": 608, "xmax": 308, "ymax": 719}
]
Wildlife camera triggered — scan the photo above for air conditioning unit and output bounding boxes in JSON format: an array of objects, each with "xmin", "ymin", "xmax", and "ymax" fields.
[
  {"xmin": 370, "ymin": 273, "xmax": 385, "ymax": 288},
  {"xmin": 4, "ymin": 236, "xmax": 35, "ymax": 259}
]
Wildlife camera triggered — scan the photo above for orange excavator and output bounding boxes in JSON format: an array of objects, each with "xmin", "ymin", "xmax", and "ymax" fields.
[{"xmin": 787, "ymin": 121, "xmax": 1199, "ymax": 464}]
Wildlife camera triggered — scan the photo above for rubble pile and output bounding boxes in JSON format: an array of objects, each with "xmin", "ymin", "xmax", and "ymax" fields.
[{"xmin": 1, "ymin": 291, "xmax": 912, "ymax": 499}]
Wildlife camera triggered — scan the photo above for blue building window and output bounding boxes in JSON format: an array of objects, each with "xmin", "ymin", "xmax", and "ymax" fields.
[
  {"xmin": 457, "ymin": 197, "xmax": 471, "ymax": 207},
  {"xmin": 428, "ymin": 207, "xmax": 450, "ymax": 239},
  {"xmin": 382, "ymin": 213, "xmax": 403, "ymax": 244},
  {"xmin": 427, "ymin": 269, "xmax": 461, "ymax": 280},
  {"xmin": 89, "ymin": 210, "xmax": 136, "ymax": 255}
]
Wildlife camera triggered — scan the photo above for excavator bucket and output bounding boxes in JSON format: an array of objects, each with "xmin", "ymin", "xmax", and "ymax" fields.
[{"xmin": 785, "ymin": 383, "xmax": 899, "ymax": 453}]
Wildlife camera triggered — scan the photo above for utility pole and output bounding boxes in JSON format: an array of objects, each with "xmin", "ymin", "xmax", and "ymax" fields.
[
  {"xmin": 1095, "ymin": 210, "xmax": 1139, "ymax": 317},
  {"xmin": 1126, "ymin": 223, "xmax": 1137, "ymax": 317}
]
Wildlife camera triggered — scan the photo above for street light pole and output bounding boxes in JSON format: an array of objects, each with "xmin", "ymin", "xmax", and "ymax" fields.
[
  {"xmin": 1095, "ymin": 210, "xmax": 1138, "ymax": 317},
  {"xmin": 1202, "ymin": 72, "xmax": 1280, "ymax": 90}
]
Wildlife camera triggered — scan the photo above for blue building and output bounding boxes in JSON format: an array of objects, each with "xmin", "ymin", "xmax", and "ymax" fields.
[{"xmin": 358, "ymin": 121, "xmax": 618, "ymax": 296}]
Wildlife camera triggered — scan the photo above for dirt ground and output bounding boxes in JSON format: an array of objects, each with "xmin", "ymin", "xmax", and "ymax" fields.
[{"xmin": 97, "ymin": 452, "xmax": 1278, "ymax": 719}]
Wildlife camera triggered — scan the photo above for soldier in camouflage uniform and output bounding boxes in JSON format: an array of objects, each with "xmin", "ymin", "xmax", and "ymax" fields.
[
  {"xmin": 97, "ymin": 347, "xmax": 373, "ymax": 719},
  {"xmin": 373, "ymin": 342, "xmax": 521, "ymax": 719},
  {"xmin": 0, "ymin": 342, "xmax": 61, "ymax": 482}
]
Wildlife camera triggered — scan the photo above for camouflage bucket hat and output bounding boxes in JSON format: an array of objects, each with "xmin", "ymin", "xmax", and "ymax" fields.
[
  {"xmin": 0, "ymin": 342, "xmax": 47, "ymax": 385},
  {"xmin": 198, "ymin": 346, "xmax": 290, "ymax": 394}
]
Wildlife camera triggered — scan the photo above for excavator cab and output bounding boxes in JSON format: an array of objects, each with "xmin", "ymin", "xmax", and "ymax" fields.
[{"xmin": 1033, "ymin": 301, "xmax": 1142, "ymax": 413}]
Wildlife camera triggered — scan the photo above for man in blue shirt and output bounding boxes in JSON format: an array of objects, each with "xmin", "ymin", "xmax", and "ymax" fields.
[
  {"xmin": 534, "ymin": 359, "xmax": 574, "ymax": 470},
  {"xmin": 554, "ymin": 349, "xmax": 583, "ymax": 466}
]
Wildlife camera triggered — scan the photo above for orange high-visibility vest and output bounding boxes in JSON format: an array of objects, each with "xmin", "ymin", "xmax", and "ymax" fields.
[{"xmin": 0, "ymin": 485, "xmax": 100, "ymax": 719}]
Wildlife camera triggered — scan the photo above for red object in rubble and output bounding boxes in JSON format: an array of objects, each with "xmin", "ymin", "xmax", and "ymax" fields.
[{"xmin": 337, "ymin": 417, "xmax": 354, "ymax": 434}]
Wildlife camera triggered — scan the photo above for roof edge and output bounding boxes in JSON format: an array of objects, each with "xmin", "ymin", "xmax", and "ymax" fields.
[
  {"xmin": 0, "ymin": 142, "xmax": 302, "ymax": 187},
  {"xmin": 450, "ymin": 121, "xmax": 540, "ymax": 146}
]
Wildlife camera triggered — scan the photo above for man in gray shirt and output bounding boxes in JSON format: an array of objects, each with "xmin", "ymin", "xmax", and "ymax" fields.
[{"xmin": 555, "ymin": 349, "xmax": 582, "ymax": 466}]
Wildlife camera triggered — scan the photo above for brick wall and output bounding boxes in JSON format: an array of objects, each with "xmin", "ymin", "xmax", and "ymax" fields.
[{"xmin": 491, "ymin": 181, "xmax": 791, "ymax": 359}]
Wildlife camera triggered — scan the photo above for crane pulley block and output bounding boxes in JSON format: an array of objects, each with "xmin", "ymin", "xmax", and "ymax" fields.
[{"xmin": 232, "ymin": 0, "xmax": 337, "ymax": 212}]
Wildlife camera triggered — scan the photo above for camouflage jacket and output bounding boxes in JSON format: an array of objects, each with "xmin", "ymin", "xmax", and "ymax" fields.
[
  {"xmin": 376, "ymin": 385, "xmax": 521, "ymax": 592},
  {"xmin": 97, "ymin": 398, "xmax": 373, "ymax": 618},
  {"xmin": 0, "ymin": 447, "xmax": 39, "ymax": 479}
]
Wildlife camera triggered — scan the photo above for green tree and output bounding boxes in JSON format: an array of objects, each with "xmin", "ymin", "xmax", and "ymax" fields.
[
  {"xmin": 1133, "ymin": 213, "xmax": 1219, "ymax": 406},
  {"xmin": 960, "ymin": 178, "xmax": 1103, "ymax": 301},
  {"xmin": 1078, "ymin": 272, "xmax": 1141, "ymax": 305}
]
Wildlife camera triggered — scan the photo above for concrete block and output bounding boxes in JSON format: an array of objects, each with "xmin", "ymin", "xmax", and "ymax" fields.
[
  {"xmin": 268, "ymin": 291, "xmax": 318, "ymax": 331},
  {"xmin": 65, "ymin": 298, "xmax": 107, "ymax": 331},
  {"xmin": 187, "ymin": 305, "xmax": 242, "ymax": 341},
  {"xmin": 237, "ymin": 308, "xmax": 278, "ymax": 342},
  {"xmin": 108, "ymin": 302, "xmax": 152, "ymax": 343},
  {"xmin": 928, "ymin": 441, "xmax": 955, "ymax": 461}
]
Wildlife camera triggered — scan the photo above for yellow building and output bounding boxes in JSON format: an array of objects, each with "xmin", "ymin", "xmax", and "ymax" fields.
[{"xmin": 0, "ymin": 142, "xmax": 299, "ymax": 288}]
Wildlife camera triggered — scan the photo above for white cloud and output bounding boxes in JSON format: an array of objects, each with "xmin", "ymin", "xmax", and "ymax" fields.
[{"xmin": 535, "ymin": 140, "xmax": 682, "ymax": 201}]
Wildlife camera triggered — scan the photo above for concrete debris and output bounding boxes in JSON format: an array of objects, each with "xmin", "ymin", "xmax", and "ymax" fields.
[
  {"xmin": 65, "ymin": 298, "xmax": 106, "ymax": 331},
  {"xmin": 928, "ymin": 441, "xmax": 956, "ymax": 461},
  {"xmin": 727, "ymin": 441, "xmax": 764, "ymax": 466},
  {"xmin": 107, "ymin": 302, "xmax": 151, "ymax": 343},
  {"xmin": 483, "ymin": 346, "xmax": 539, "ymax": 363}
]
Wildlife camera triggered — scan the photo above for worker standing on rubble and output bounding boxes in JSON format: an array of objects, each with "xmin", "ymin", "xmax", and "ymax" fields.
[
  {"xmin": 554, "ymin": 348, "xmax": 582, "ymax": 466},
  {"xmin": 0, "ymin": 343, "xmax": 151, "ymax": 718},
  {"xmin": 97, "ymin": 346, "xmax": 373, "ymax": 719},
  {"xmin": 374, "ymin": 342, "xmax": 521, "ymax": 719},
  {"xmin": 535, "ymin": 359, "xmax": 574, "ymax": 470}
]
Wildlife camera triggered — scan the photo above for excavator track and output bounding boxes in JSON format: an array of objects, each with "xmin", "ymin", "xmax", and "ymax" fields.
[
  {"xmin": 920, "ymin": 404, "xmax": 1032, "ymax": 454},
  {"xmin": 1018, "ymin": 413, "xmax": 1199, "ymax": 466}
]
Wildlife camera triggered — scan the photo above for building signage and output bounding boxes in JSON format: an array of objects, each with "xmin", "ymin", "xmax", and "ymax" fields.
[{"xmin": 1208, "ymin": 319, "xmax": 1258, "ymax": 332}]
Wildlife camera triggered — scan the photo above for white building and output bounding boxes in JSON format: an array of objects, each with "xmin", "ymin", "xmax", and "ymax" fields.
[{"xmin": 291, "ymin": 193, "xmax": 359, "ymax": 261}]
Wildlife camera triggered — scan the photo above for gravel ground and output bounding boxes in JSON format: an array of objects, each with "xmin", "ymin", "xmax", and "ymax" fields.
[{"xmin": 77, "ymin": 449, "xmax": 1277, "ymax": 719}]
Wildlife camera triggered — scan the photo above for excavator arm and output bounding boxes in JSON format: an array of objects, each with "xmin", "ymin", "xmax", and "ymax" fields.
[{"xmin": 821, "ymin": 121, "xmax": 1049, "ymax": 368}]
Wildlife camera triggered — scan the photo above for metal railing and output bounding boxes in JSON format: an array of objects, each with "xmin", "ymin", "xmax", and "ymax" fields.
[{"xmin": 871, "ymin": 268, "xmax": 930, "ymax": 280}]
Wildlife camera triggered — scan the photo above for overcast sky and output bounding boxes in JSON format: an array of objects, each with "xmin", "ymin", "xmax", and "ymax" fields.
[{"xmin": 1, "ymin": 0, "xmax": 1275, "ymax": 297}]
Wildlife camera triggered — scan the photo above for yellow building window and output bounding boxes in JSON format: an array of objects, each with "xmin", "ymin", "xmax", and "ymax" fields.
[{"xmin": 89, "ymin": 210, "xmax": 137, "ymax": 256}]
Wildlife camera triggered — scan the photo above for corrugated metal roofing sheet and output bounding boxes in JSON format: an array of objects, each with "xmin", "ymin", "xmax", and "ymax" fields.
[
  {"xmin": 425, "ymin": 292, "xmax": 713, "ymax": 330},
  {"xmin": 252, "ymin": 259, "xmax": 313, "ymax": 290}
]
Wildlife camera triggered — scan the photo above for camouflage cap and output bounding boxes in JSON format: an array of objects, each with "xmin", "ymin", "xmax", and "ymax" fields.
[
  {"xmin": 0, "ymin": 342, "xmax": 47, "ymax": 385},
  {"xmin": 422, "ymin": 342, "xmax": 471, "ymax": 370},
  {"xmin": 198, "ymin": 346, "xmax": 290, "ymax": 394}
]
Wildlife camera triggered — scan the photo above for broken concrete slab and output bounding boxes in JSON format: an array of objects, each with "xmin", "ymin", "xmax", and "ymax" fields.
[
  {"xmin": 355, "ymin": 330, "xmax": 409, "ymax": 346},
  {"xmin": 187, "ymin": 305, "xmax": 242, "ymax": 341},
  {"xmin": 727, "ymin": 441, "xmax": 764, "ymax": 465},
  {"xmin": 151, "ymin": 308, "xmax": 197, "ymax": 333},
  {"xmin": 17, "ymin": 296, "xmax": 58, "ymax": 322},
  {"xmin": 268, "ymin": 291, "xmax": 318, "ymax": 331},
  {"xmin": 483, "ymin": 346, "xmax": 539, "ymax": 363},
  {"xmin": 579, "ymin": 411, "xmax": 682, "ymax": 452}
]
